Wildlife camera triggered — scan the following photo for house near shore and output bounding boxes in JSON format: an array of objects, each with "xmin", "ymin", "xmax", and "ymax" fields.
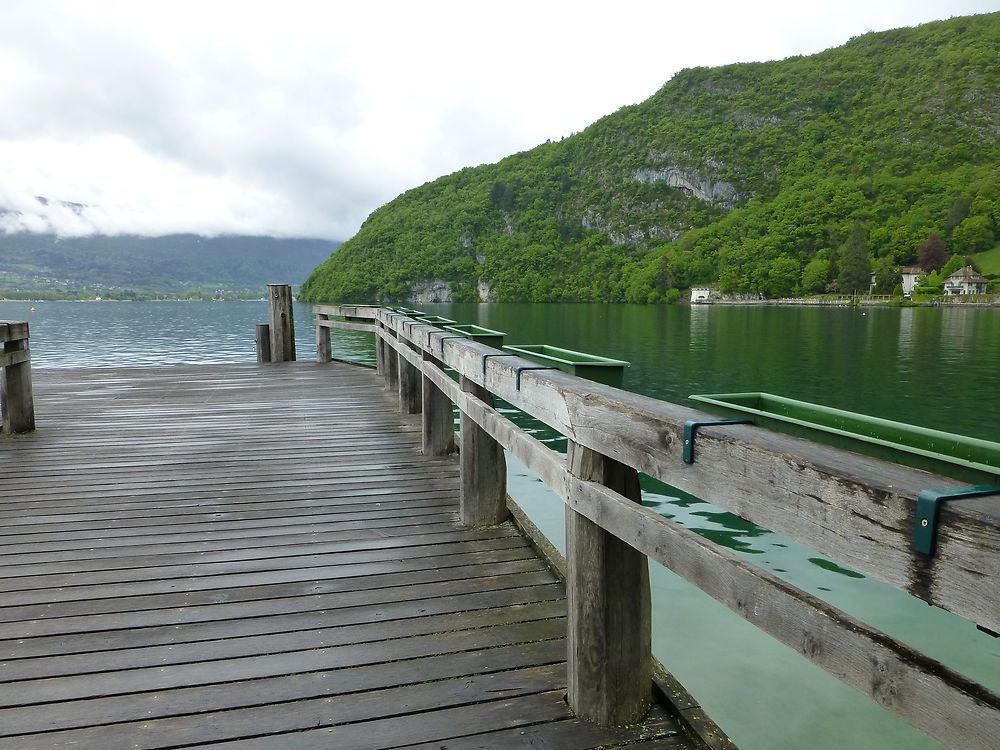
[
  {"xmin": 869, "ymin": 266, "xmax": 922, "ymax": 296},
  {"xmin": 942, "ymin": 265, "xmax": 989, "ymax": 295}
]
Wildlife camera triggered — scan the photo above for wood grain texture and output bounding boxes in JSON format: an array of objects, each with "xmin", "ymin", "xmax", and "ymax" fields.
[
  {"xmin": 0, "ymin": 361, "xmax": 690, "ymax": 750},
  {"xmin": 266, "ymin": 284, "xmax": 295, "ymax": 362},
  {"xmin": 315, "ymin": 314, "xmax": 332, "ymax": 362},
  {"xmin": 566, "ymin": 440, "xmax": 652, "ymax": 726},
  {"xmin": 459, "ymin": 375, "xmax": 507, "ymax": 527}
]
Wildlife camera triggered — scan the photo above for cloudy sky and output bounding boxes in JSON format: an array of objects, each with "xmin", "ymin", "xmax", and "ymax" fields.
[{"xmin": 0, "ymin": 0, "xmax": 995, "ymax": 240}]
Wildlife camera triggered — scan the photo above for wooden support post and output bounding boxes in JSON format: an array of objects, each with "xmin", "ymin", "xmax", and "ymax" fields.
[
  {"xmin": 385, "ymin": 331, "xmax": 399, "ymax": 391},
  {"xmin": 1, "ymin": 323, "xmax": 35, "ymax": 434},
  {"xmin": 398, "ymin": 352, "xmax": 422, "ymax": 414},
  {"xmin": 375, "ymin": 323, "xmax": 385, "ymax": 376},
  {"xmin": 266, "ymin": 284, "xmax": 296, "ymax": 362},
  {"xmin": 421, "ymin": 351, "xmax": 454, "ymax": 456},
  {"xmin": 459, "ymin": 375, "xmax": 507, "ymax": 526},
  {"xmin": 566, "ymin": 439, "xmax": 651, "ymax": 726},
  {"xmin": 255, "ymin": 324, "xmax": 271, "ymax": 363},
  {"xmin": 315, "ymin": 314, "xmax": 331, "ymax": 363}
]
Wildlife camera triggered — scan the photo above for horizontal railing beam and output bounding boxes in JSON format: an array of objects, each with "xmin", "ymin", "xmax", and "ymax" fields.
[{"xmin": 376, "ymin": 309, "xmax": 1000, "ymax": 635}]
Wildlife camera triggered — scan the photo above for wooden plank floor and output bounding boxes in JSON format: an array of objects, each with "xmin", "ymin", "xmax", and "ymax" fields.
[{"xmin": 0, "ymin": 362, "xmax": 692, "ymax": 749}]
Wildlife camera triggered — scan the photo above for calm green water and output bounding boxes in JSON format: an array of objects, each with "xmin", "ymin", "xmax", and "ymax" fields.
[{"xmin": 3, "ymin": 299, "xmax": 998, "ymax": 749}]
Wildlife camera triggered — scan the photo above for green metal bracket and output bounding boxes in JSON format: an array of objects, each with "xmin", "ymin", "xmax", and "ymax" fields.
[
  {"xmin": 482, "ymin": 353, "xmax": 515, "ymax": 377},
  {"xmin": 515, "ymin": 366, "xmax": 558, "ymax": 391},
  {"xmin": 912, "ymin": 484, "xmax": 1000, "ymax": 556},
  {"xmin": 438, "ymin": 336, "xmax": 466, "ymax": 357},
  {"xmin": 683, "ymin": 419, "xmax": 753, "ymax": 464}
]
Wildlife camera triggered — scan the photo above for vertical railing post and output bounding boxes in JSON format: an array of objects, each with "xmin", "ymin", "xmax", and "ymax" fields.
[
  {"xmin": 566, "ymin": 439, "xmax": 651, "ymax": 726},
  {"xmin": 459, "ymin": 375, "xmax": 506, "ymax": 526},
  {"xmin": 385, "ymin": 329, "xmax": 399, "ymax": 391},
  {"xmin": 1, "ymin": 321, "xmax": 35, "ymax": 434},
  {"xmin": 421, "ymin": 351, "xmax": 454, "ymax": 456},
  {"xmin": 398, "ymin": 350, "xmax": 422, "ymax": 414},
  {"xmin": 267, "ymin": 284, "xmax": 295, "ymax": 362},
  {"xmin": 315, "ymin": 313, "xmax": 331, "ymax": 363},
  {"xmin": 375, "ymin": 321, "xmax": 386, "ymax": 376},
  {"xmin": 255, "ymin": 324, "xmax": 271, "ymax": 363}
]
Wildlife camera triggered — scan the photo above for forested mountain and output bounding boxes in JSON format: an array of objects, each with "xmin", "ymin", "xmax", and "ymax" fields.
[
  {"xmin": 302, "ymin": 13, "xmax": 1000, "ymax": 304},
  {"xmin": 0, "ymin": 233, "xmax": 339, "ymax": 299}
]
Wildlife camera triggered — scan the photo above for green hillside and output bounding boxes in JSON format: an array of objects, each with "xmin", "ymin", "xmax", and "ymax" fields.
[{"xmin": 302, "ymin": 13, "xmax": 1000, "ymax": 304}]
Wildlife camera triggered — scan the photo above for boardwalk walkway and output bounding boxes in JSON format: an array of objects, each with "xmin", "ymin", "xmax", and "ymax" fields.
[{"xmin": 0, "ymin": 363, "xmax": 691, "ymax": 749}]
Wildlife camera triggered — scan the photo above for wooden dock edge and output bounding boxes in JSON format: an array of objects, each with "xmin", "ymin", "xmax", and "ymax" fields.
[{"xmin": 506, "ymin": 496, "xmax": 738, "ymax": 750}]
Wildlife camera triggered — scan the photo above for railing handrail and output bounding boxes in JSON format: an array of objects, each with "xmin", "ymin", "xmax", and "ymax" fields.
[{"xmin": 314, "ymin": 303, "xmax": 1000, "ymax": 750}]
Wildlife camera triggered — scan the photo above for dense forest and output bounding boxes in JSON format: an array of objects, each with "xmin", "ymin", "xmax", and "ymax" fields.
[
  {"xmin": 0, "ymin": 233, "xmax": 339, "ymax": 299},
  {"xmin": 302, "ymin": 13, "xmax": 1000, "ymax": 304}
]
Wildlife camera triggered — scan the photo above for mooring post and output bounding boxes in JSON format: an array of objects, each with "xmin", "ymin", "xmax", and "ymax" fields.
[
  {"xmin": 421, "ymin": 351, "xmax": 454, "ymax": 456},
  {"xmin": 266, "ymin": 284, "xmax": 295, "ymax": 362},
  {"xmin": 566, "ymin": 439, "xmax": 651, "ymax": 726},
  {"xmin": 0, "ymin": 321, "xmax": 35, "ymax": 434},
  {"xmin": 315, "ymin": 313, "xmax": 332, "ymax": 363},
  {"xmin": 459, "ymin": 375, "xmax": 506, "ymax": 526},
  {"xmin": 398, "ymin": 351, "xmax": 422, "ymax": 414},
  {"xmin": 255, "ymin": 324, "xmax": 271, "ymax": 363}
]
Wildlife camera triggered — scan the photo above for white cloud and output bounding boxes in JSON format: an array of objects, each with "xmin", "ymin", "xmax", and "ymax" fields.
[{"xmin": 0, "ymin": 0, "xmax": 994, "ymax": 239}]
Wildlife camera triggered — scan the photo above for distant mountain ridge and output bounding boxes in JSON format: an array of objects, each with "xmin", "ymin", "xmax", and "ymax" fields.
[
  {"xmin": 301, "ymin": 12, "xmax": 1000, "ymax": 303},
  {"xmin": 0, "ymin": 233, "xmax": 340, "ymax": 299}
]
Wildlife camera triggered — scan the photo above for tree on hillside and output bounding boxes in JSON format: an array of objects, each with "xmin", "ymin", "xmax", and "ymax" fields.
[
  {"xmin": 873, "ymin": 257, "xmax": 902, "ymax": 294},
  {"xmin": 951, "ymin": 215, "xmax": 995, "ymax": 254},
  {"xmin": 837, "ymin": 225, "xmax": 872, "ymax": 294},
  {"xmin": 801, "ymin": 257, "xmax": 831, "ymax": 293},
  {"xmin": 918, "ymin": 233, "xmax": 949, "ymax": 272}
]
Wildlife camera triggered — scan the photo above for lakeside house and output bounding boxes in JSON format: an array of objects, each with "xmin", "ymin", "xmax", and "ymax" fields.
[
  {"xmin": 943, "ymin": 265, "xmax": 989, "ymax": 295},
  {"xmin": 869, "ymin": 266, "xmax": 922, "ymax": 296}
]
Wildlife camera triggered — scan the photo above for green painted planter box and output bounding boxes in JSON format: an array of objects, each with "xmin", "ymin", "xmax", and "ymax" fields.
[
  {"xmin": 502, "ymin": 344, "xmax": 629, "ymax": 387},
  {"xmin": 389, "ymin": 307, "xmax": 426, "ymax": 316},
  {"xmin": 443, "ymin": 324, "xmax": 506, "ymax": 348},
  {"xmin": 414, "ymin": 315, "xmax": 456, "ymax": 327},
  {"xmin": 690, "ymin": 391, "xmax": 1000, "ymax": 477}
]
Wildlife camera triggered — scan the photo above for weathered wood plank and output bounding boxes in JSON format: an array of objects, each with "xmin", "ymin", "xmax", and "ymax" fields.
[
  {"xmin": 1, "ymin": 361, "xmax": 700, "ymax": 750},
  {"xmin": 315, "ymin": 313, "xmax": 331, "ymax": 362}
]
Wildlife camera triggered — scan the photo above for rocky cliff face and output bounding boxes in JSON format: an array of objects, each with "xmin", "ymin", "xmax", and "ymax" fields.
[
  {"xmin": 631, "ymin": 168, "xmax": 740, "ymax": 208},
  {"xmin": 409, "ymin": 278, "xmax": 452, "ymax": 303}
]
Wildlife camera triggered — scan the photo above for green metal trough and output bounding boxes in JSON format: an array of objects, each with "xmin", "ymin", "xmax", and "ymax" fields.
[
  {"xmin": 502, "ymin": 344, "xmax": 629, "ymax": 388},
  {"xmin": 690, "ymin": 391, "xmax": 1000, "ymax": 477},
  {"xmin": 443, "ymin": 324, "xmax": 506, "ymax": 348}
]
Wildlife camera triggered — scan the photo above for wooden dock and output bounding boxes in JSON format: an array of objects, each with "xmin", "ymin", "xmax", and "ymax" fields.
[{"xmin": 0, "ymin": 362, "xmax": 696, "ymax": 749}]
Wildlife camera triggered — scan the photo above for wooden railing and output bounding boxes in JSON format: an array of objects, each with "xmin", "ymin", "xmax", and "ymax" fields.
[
  {"xmin": 314, "ymin": 304, "xmax": 1000, "ymax": 749},
  {"xmin": 0, "ymin": 320, "xmax": 34, "ymax": 434}
]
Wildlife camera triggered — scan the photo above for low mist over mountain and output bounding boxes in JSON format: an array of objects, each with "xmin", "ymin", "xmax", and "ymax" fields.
[
  {"xmin": 301, "ymin": 13, "xmax": 1000, "ymax": 304},
  {"xmin": 0, "ymin": 232, "xmax": 340, "ymax": 300}
]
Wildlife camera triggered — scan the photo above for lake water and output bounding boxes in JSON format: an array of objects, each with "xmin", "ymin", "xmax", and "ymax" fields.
[{"xmin": 3, "ymin": 299, "xmax": 998, "ymax": 750}]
